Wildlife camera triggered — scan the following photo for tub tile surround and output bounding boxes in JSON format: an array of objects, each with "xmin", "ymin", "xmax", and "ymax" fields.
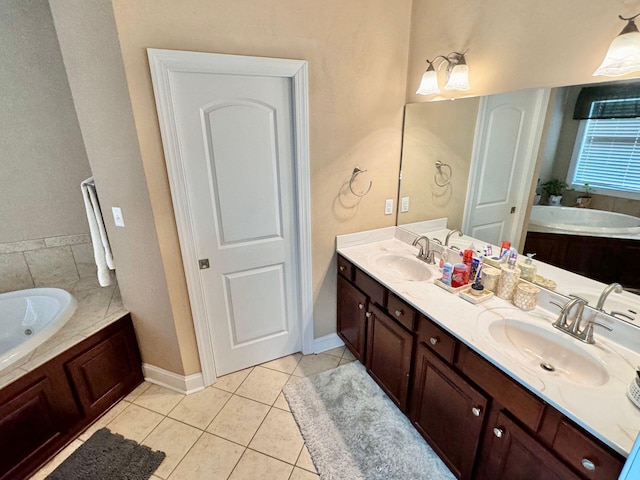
[
  {"xmin": 0, "ymin": 280, "xmax": 124, "ymax": 389},
  {"xmin": 337, "ymin": 226, "xmax": 640, "ymax": 456},
  {"xmin": 0, "ymin": 233, "xmax": 99, "ymax": 293}
]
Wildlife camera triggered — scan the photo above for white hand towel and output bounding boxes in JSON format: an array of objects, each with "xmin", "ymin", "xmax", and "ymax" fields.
[{"xmin": 81, "ymin": 177, "xmax": 115, "ymax": 286}]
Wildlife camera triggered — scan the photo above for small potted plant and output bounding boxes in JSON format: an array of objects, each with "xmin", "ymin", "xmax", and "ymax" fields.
[
  {"xmin": 540, "ymin": 178, "xmax": 568, "ymax": 206},
  {"xmin": 576, "ymin": 183, "xmax": 593, "ymax": 208}
]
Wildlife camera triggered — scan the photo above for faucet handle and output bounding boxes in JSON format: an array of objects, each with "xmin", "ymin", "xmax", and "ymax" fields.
[
  {"xmin": 611, "ymin": 311, "xmax": 635, "ymax": 322},
  {"xmin": 432, "ymin": 238, "xmax": 443, "ymax": 245},
  {"xmin": 582, "ymin": 321, "xmax": 613, "ymax": 344}
]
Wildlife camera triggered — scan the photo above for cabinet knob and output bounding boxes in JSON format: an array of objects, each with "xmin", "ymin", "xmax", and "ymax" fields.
[
  {"xmin": 339, "ymin": 265, "xmax": 345, "ymax": 272},
  {"xmin": 430, "ymin": 337, "xmax": 439, "ymax": 345},
  {"xmin": 395, "ymin": 309, "xmax": 403, "ymax": 317},
  {"xmin": 493, "ymin": 427, "xmax": 504, "ymax": 438},
  {"xmin": 581, "ymin": 459, "xmax": 596, "ymax": 471},
  {"xmin": 365, "ymin": 312, "xmax": 372, "ymax": 318},
  {"xmin": 471, "ymin": 406, "xmax": 482, "ymax": 417},
  {"xmin": 358, "ymin": 303, "xmax": 364, "ymax": 310}
]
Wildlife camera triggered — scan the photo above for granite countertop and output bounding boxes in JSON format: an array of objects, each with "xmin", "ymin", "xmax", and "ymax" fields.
[
  {"xmin": 337, "ymin": 227, "xmax": 640, "ymax": 457},
  {"xmin": 0, "ymin": 277, "xmax": 128, "ymax": 389}
]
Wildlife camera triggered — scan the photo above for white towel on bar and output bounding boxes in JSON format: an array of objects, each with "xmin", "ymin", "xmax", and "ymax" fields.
[{"xmin": 81, "ymin": 177, "xmax": 115, "ymax": 286}]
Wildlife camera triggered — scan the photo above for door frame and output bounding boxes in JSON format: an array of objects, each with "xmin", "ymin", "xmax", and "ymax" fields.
[
  {"xmin": 462, "ymin": 88, "xmax": 550, "ymax": 248},
  {"xmin": 148, "ymin": 48, "xmax": 313, "ymax": 386}
]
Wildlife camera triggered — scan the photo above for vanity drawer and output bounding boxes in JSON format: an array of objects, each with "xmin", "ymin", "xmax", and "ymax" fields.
[
  {"xmin": 416, "ymin": 314, "xmax": 456, "ymax": 364},
  {"xmin": 355, "ymin": 268, "xmax": 387, "ymax": 308},
  {"xmin": 387, "ymin": 294, "xmax": 416, "ymax": 332},
  {"xmin": 457, "ymin": 346, "xmax": 545, "ymax": 432},
  {"xmin": 552, "ymin": 420, "xmax": 623, "ymax": 480},
  {"xmin": 337, "ymin": 255, "xmax": 354, "ymax": 281}
]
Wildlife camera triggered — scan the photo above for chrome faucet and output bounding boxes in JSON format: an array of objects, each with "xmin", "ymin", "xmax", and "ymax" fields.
[
  {"xmin": 550, "ymin": 296, "xmax": 612, "ymax": 344},
  {"xmin": 595, "ymin": 283, "xmax": 623, "ymax": 311},
  {"xmin": 444, "ymin": 229, "xmax": 463, "ymax": 247},
  {"xmin": 412, "ymin": 236, "xmax": 435, "ymax": 264}
]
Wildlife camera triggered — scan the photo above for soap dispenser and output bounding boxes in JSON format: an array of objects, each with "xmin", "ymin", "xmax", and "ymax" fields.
[
  {"xmin": 519, "ymin": 253, "xmax": 537, "ymax": 282},
  {"xmin": 496, "ymin": 248, "xmax": 521, "ymax": 300}
]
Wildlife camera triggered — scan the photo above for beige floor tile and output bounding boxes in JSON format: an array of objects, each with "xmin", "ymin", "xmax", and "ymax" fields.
[
  {"xmin": 260, "ymin": 353, "xmax": 302, "ymax": 374},
  {"xmin": 342, "ymin": 348, "xmax": 356, "ymax": 361},
  {"xmin": 79, "ymin": 400, "xmax": 129, "ymax": 441},
  {"xmin": 30, "ymin": 439, "xmax": 83, "ymax": 480},
  {"xmin": 168, "ymin": 386, "xmax": 231, "ymax": 429},
  {"xmin": 105, "ymin": 403, "xmax": 164, "ymax": 442},
  {"xmin": 290, "ymin": 467, "xmax": 320, "ymax": 480},
  {"xmin": 133, "ymin": 383, "xmax": 185, "ymax": 415},
  {"xmin": 273, "ymin": 392, "xmax": 290, "ymax": 412},
  {"xmin": 206, "ymin": 395, "xmax": 270, "ymax": 445},
  {"xmin": 323, "ymin": 346, "xmax": 345, "ymax": 358},
  {"xmin": 296, "ymin": 445, "xmax": 317, "ymax": 473},
  {"xmin": 229, "ymin": 449, "xmax": 293, "ymax": 479},
  {"xmin": 339, "ymin": 357, "xmax": 355, "ymax": 366},
  {"xmin": 235, "ymin": 366, "xmax": 290, "ymax": 405},
  {"xmin": 292, "ymin": 354, "xmax": 340, "ymax": 377},
  {"xmin": 286, "ymin": 375, "xmax": 306, "ymax": 387},
  {"xmin": 214, "ymin": 367, "xmax": 254, "ymax": 393},
  {"xmin": 167, "ymin": 432, "xmax": 244, "ymax": 480},
  {"xmin": 124, "ymin": 381, "xmax": 152, "ymax": 402},
  {"xmin": 142, "ymin": 417, "xmax": 202, "ymax": 479},
  {"xmin": 249, "ymin": 408, "xmax": 304, "ymax": 464}
]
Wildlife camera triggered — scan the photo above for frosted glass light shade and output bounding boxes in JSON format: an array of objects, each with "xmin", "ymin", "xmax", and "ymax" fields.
[
  {"xmin": 416, "ymin": 69, "xmax": 440, "ymax": 95},
  {"xmin": 594, "ymin": 26, "xmax": 640, "ymax": 76},
  {"xmin": 444, "ymin": 64, "xmax": 470, "ymax": 91}
]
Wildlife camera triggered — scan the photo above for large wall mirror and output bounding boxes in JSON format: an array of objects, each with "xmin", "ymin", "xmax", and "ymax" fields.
[{"xmin": 397, "ymin": 79, "xmax": 640, "ymax": 293}]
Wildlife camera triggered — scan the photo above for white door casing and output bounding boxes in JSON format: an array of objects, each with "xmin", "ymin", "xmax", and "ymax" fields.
[
  {"xmin": 463, "ymin": 88, "xmax": 550, "ymax": 247},
  {"xmin": 148, "ymin": 49, "xmax": 313, "ymax": 384}
]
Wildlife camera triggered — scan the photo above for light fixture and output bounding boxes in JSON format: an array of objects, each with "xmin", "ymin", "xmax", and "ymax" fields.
[
  {"xmin": 594, "ymin": 13, "xmax": 640, "ymax": 77},
  {"xmin": 416, "ymin": 52, "xmax": 470, "ymax": 96}
]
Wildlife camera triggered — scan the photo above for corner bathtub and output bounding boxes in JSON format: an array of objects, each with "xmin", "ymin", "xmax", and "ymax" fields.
[
  {"xmin": 529, "ymin": 206, "xmax": 640, "ymax": 236},
  {"xmin": 0, "ymin": 288, "xmax": 77, "ymax": 372}
]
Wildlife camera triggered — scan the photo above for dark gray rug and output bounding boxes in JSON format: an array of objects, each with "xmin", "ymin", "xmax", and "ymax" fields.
[
  {"xmin": 46, "ymin": 428, "xmax": 165, "ymax": 480},
  {"xmin": 283, "ymin": 361, "xmax": 455, "ymax": 480}
]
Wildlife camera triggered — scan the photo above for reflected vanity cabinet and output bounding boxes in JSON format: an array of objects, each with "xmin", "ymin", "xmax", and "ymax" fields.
[{"xmin": 335, "ymin": 254, "xmax": 625, "ymax": 480}]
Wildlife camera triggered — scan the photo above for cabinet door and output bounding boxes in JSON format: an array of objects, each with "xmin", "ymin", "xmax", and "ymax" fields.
[
  {"xmin": 366, "ymin": 304, "xmax": 413, "ymax": 411},
  {"xmin": 480, "ymin": 411, "xmax": 583, "ymax": 480},
  {"xmin": 337, "ymin": 275, "xmax": 368, "ymax": 362},
  {"xmin": 409, "ymin": 343, "xmax": 487, "ymax": 479}
]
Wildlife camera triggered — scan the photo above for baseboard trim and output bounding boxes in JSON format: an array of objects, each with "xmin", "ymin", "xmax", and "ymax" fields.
[
  {"xmin": 313, "ymin": 333, "xmax": 344, "ymax": 354},
  {"xmin": 142, "ymin": 363, "xmax": 205, "ymax": 395}
]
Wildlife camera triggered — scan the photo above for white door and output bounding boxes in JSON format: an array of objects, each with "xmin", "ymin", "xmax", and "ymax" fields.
[
  {"xmin": 149, "ymin": 50, "xmax": 312, "ymax": 380},
  {"xmin": 463, "ymin": 88, "xmax": 550, "ymax": 247}
]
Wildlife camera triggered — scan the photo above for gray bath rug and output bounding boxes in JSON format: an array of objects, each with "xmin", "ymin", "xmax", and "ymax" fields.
[
  {"xmin": 283, "ymin": 361, "xmax": 455, "ymax": 480},
  {"xmin": 46, "ymin": 428, "xmax": 165, "ymax": 480}
]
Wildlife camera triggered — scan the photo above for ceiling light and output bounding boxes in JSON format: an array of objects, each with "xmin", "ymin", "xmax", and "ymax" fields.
[{"xmin": 594, "ymin": 13, "xmax": 640, "ymax": 77}]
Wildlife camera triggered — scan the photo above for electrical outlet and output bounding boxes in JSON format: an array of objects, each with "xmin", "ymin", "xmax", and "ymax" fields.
[
  {"xmin": 385, "ymin": 199, "xmax": 394, "ymax": 215},
  {"xmin": 401, "ymin": 196, "xmax": 410, "ymax": 213},
  {"xmin": 112, "ymin": 207, "xmax": 125, "ymax": 227}
]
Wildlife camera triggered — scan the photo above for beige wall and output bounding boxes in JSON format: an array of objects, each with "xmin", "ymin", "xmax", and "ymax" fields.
[
  {"xmin": 1, "ymin": 0, "xmax": 91, "ymax": 244},
  {"xmin": 406, "ymin": 0, "xmax": 640, "ymax": 103},
  {"xmin": 110, "ymin": 0, "xmax": 413, "ymax": 339},
  {"xmin": 49, "ymin": 0, "xmax": 200, "ymax": 376},
  {"xmin": 398, "ymin": 99, "xmax": 479, "ymax": 229}
]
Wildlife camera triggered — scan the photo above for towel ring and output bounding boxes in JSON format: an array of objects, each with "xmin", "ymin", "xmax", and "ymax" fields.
[
  {"xmin": 434, "ymin": 161, "xmax": 452, "ymax": 187},
  {"xmin": 349, "ymin": 167, "xmax": 372, "ymax": 197}
]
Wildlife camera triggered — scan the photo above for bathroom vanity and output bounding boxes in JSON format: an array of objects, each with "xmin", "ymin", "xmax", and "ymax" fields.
[{"xmin": 336, "ymin": 228, "xmax": 640, "ymax": 480}]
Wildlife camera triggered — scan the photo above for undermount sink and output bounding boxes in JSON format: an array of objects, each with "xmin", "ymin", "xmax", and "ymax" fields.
[
  {"xmin": 487, "ymin": 317, "xmax": 609, "ymax": 387},
  {"xmin": 373, "ymin": 254, "xmax": 432, "ymax": 282}
]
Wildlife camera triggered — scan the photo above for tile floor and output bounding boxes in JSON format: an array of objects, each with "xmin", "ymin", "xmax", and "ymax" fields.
[{"xmin": 31, "ymin": 347, "xmax": 356, "ymax": 480}]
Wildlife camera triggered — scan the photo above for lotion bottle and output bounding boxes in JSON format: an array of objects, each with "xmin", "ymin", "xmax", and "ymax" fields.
[{"xmin": 519, "ymin": 253, "xmax": 537, "ymax": 282}]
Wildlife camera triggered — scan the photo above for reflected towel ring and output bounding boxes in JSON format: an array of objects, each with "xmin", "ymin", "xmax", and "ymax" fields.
[
  {"xmin": 434, "ymin": 161, "xmax": 452, "ymax": 187},
  {"xmin": 349, "ymin": 167, "xmax": 373, "ymax": 197}
]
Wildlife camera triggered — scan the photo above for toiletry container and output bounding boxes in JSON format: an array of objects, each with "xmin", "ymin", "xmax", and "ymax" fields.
[
  {"xmin": 481, "ymin": 266, "xmax": 501, "ymax": 292},
  {"xmin": 513, "ymin": 282, "xmax": 540, "ymax": 310},
  {"xmin": 519, "ymin": 253, "xmax": 537, "ymax": 282},
  {"xmin": 442, "ymin": 262, "xmax": 453, "ymax": 286},
  {"xmin": 451, "ymin": 263, "xmax": 469, "ymax": 288},
  {"xmin": 496, "ymin": 254, "xmax": 521, "ymax": 300}
]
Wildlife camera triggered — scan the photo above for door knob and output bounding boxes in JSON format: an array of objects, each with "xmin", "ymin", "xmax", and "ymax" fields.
[
  {"xmin": 339, "ymin": 265, "xmax": 345, "ymax": 272},
  {"xmin": 395, "ymin": 309, "xmax": 403, "ymax": 317},
  {"xmin": 471, "ymin": 406, "xmax": 482, "ymax": 417},
  {"xmin": 358, "ymin": 303, "xmax": 364, "ymax": 310},
  {"xmin": 429, "ymin": 337, "xmax": 439, "ymax": 345},
  {"xmin": 365, "ymin": 312, "xmax": 372, "ymax": 318},
  {"xmin": 493, "ymin": 427, "xmax": 504, "ymax": 438},
  {"xmin": 581, "ymin": 458, "xmax": 596, "ymax": 471}
]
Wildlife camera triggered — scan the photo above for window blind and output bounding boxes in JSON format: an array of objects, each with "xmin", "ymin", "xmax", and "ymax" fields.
[{"xmin": 573, "ymin": 105, "xmax": 640, "ymax": 194}]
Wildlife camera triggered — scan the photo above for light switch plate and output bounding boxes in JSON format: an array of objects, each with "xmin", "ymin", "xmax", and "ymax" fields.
[
  {"xmin": 112, "ymin": 207, "xmax": 125, "ymax": 227},
  {"xmin": 385, "ymin": 199, "xmax": 394, "ymax": 215},
  {"xmin": 401, "ymin": 196, "xmax": 410, "ymax": 213}
]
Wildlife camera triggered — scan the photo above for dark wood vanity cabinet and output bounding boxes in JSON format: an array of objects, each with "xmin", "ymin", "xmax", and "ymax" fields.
[
  {"xmin": 335, "ymin": 253, "xmax": 625, "ymax": 480},
  {"xmin": 0, "ymin": 314, "xmax": 143, "ymax": 480}
]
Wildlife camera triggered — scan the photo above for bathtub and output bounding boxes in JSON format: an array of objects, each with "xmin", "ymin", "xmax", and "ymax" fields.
[
  {"xmin": 0, "ymin": 288, "xmax": 77, "ymax": 371},
  {"xmin": 528, "ymin": 206, "xmax": 640, "ymax": 235}
]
